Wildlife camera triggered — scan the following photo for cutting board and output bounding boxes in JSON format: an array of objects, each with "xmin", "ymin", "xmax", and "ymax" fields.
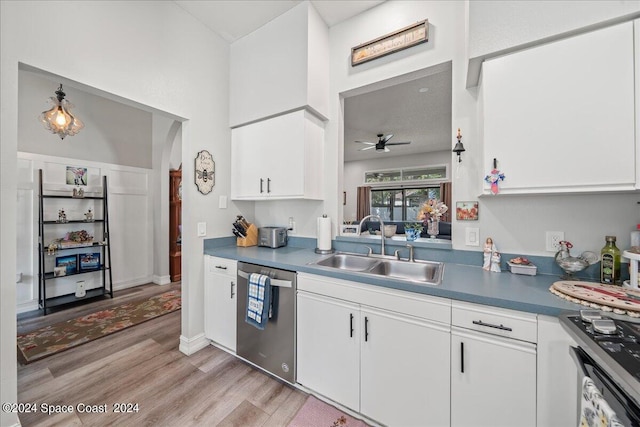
[{"xmin": 550, "ymin": 281, "xmax": 640, "ymax": 317}]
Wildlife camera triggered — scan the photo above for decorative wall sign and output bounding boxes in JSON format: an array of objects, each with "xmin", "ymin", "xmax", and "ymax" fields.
[
  {"xmin": 351, "ymin": 20, "xmax": 428, "ymax": 66},
  {"xmin": 194, "ymin": 150, "xmax": 215, "ymax": 195}
]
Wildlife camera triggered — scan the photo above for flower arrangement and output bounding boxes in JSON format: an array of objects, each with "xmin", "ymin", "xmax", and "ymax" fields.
[{"xmin": 418, "ymin": 199, "xmax": 448, "ymax": 225}]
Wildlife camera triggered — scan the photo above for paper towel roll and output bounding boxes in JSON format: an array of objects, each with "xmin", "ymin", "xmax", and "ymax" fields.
[{"xmin": 317, "ymin": 215, "xmax": 332, "ymax": 251}]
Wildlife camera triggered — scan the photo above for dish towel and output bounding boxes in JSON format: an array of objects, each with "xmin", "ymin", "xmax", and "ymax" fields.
[
  {"xmin": 579, "ymin": 376, "xmax": 624, "ymax": 427},
  {"xmin": 246, "ymin": 273, "xmax": 271, "ymax": 330}
]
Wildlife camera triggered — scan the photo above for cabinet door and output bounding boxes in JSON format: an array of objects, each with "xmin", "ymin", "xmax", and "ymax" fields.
[
  {"xmin": 204, "ymin": 257, "xmax": 237, "ymax": 352},
  {"xmin": 231, "ymin": 110, "xmax": 321, "ymax": 200},
  {"xmin": 296, "ymin": 292, "xmax": 360, "ymax": 411},
  {"xmin": 451, "ymin": 328, "xmax": 536, "ymax": 427},
  {"xmin": 360, "ymin": 307, "xmax": 450, "ymax": 427},
  {"xmin": 483, "ymin": 21, "xmax": 635, "ymax": 194}
]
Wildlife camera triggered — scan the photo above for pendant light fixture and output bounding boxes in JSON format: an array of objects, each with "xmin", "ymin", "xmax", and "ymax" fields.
[{"xmin": 39, "ymin": 84, "xmax": 84, "ymax": 140}]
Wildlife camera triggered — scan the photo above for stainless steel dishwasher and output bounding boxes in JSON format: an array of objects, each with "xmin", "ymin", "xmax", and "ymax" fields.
[{"xmin": 236, "ymin": 261, "xmax": 296, "ymax": 384}]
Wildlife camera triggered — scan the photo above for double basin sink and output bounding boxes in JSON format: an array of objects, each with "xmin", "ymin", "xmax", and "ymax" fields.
[{"xmin": 309, "ymin": 252, "xmax": 444, "ymax": 286}]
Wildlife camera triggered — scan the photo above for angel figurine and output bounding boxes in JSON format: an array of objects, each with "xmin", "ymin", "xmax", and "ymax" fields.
[{"xmin": 483, "ymin": 237, "xmax": 501, "ymax": 272}]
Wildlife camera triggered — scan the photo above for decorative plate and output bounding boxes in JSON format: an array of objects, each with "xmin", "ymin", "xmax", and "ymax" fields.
[{"xmin": 550, "ymin": 281, "xmax": 640, "ymax": 317}]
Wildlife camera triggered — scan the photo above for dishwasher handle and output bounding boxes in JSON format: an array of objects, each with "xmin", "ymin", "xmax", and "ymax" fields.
[{"xmin": 237, "ymin": 270, "xmax": 292, "ymax": 288}]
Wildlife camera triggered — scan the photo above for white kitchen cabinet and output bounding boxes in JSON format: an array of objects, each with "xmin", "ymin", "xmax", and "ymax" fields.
[
  {"xmin": 230, "ymin": 110, "xmax": 324, "ymax": 200},
  {"xmin": 204, "ymin": 255, "xmax": 237, "ymax": 352},
  {"xmin": 296, "ymin": 292, "xmax": 360, "ymax": 411},
  {"xmin": 360, "ymin": 306, "xmax": 450, "ymax": 427},
  {"xmin": 297, "ymin": 273, "xmax": 451, "ymax": 426},
  {"xmin": 229, "ymin": 2, "xmax": 328, "ymax": 127},
  {"xmin": 451, "ymin": 302, "xmax": 537, "ymax": 427},
  {"xmin": 482, "ymin": 21, "xmax": 636, "ymax": 194}
]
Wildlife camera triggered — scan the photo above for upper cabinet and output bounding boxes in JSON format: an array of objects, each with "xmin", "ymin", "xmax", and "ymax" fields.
[
  {"xmin": 231, "ymin": 110, "xmax": 324, "ymax": 200},
  {"xmin": 481, "ymin": 21, "xmax": 637, "ymax": 195},
  {"xmin": 229, "ymin": 2, "xmax": 329, "ymax": 127}
]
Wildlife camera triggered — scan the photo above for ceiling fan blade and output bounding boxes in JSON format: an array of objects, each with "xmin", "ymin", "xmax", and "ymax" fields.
[
  {"xmin": 386, "ymin": 141, "xmax": 411, "ymax": 146},
  {"xmin": 359, "ymin": 145, "xmax": 376, "ymax": 151},
  {"xmin": 355, "ymin": 141, "xmax": 374, "ymax": 145},
  {"xmin": 380, "ymin": 134, "xmax": 393, "ymax": 144}
]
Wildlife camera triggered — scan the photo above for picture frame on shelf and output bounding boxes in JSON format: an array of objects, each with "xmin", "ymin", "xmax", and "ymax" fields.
[
  {"xmin": 79, "ymin": 252, "xmax": 100, "ymax": 271},
  {"xmin": 66, "ymin": 166, "xmax": 87, "ymax": 186},
  {"xmin": 53, "ymin": 266, "xmax": 66, "ymax": 277},
  {"xmin": 56, "ymin": 255, "xmax": 77, "ymax": 274}
]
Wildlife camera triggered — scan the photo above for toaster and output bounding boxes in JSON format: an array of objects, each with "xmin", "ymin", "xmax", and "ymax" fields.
[{"xmin": 258, "ymin": 227, "xmax": 288, "ymax": 248}]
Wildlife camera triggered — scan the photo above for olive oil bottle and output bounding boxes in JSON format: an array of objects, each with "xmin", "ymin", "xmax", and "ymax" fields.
[{"xmin": 600, "ymin": 236, "xmax": 621, "ymax": 284}]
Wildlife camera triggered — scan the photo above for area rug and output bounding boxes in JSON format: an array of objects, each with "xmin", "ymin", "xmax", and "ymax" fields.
[
  {"xmin": 17, "ymin": 290, "xmax": 181, "ymax": 364},
  {"xmin": 288, "ymin": 396, "xmax": 368, "ymax": 427}
]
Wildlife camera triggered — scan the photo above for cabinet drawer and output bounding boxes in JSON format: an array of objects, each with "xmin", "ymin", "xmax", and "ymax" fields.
[
  {"xmin": 452, "ymin": 301, "xmax": 537, "ymax": 343},
  {"xmin": 206, "ymin": 256, "xmax": 237, "ymax": 277}
]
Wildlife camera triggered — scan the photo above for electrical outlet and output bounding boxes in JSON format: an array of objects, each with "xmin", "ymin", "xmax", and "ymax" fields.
[
  {"xmin": 465, "ymin": 227, "xmax": 480, "ymax": 246},
  {"xmin": 545, "ymin": 231, "xmax": 565, "ymax": 252}
]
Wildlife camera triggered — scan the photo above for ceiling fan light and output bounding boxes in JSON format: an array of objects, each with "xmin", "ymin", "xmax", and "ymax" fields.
[{"xmin": 39, "ymin": 84, "xmax": 84, "ymax": 140}]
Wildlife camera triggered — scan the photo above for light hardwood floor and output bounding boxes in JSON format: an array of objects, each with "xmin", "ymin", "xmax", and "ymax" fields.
[{"xmin": 16, "ymin": 283, "xmax": 308, "ymax": 426}]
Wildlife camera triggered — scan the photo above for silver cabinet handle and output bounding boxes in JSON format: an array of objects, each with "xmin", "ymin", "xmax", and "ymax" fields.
[{"xmin": 472, "ymin": 320, "xmax": 513, "ymax": 332}]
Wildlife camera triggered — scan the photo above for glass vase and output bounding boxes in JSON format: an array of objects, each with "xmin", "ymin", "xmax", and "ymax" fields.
[{"xmin": 427, "ymin": 218, "xmax": 439, "ymax": 238}]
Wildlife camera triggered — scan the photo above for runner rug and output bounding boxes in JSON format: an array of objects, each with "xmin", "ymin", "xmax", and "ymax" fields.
[
  {"xmin": 288, "ymin": 396, "xmax": 368, "ymax": 427},
  {"xmin": 17, "ymin": 289, "xmax": 181, "ymax": 364}
]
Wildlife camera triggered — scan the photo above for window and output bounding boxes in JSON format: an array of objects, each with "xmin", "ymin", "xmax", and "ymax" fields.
[
  {"xmin": 365, "ymin": 165, "xmax": 446, "ymax": 184},
  {"xmin": 370, "ymin": 187, "xmax": 440, "ymax": 222}
]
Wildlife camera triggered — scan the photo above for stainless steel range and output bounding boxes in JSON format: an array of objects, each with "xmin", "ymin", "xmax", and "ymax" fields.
[{"xmin": 561, "ymin": 310, "xmax": 640, "ymax": 425}]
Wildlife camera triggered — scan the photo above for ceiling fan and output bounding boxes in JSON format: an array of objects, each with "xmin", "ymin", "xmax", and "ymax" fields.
[{"xmin": 355, "ymin": 133, "xmax": 411, "ymax": 152}]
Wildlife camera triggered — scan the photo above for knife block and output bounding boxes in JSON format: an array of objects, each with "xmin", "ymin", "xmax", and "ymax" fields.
[{"xmin": 237, "ymin": 224, "xmax": 258, "ymax": 247}]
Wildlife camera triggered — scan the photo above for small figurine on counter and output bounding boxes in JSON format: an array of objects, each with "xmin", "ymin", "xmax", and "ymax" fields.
[
  {"xmin": 72, "ymin": 187, "xmax": 85, "ymax": 198},
  {"xmin": 483, "ymin": 237, "xmax": 501, "ymax": 272}
]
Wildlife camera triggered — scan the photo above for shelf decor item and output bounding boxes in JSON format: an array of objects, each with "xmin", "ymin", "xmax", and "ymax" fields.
[
  {"xmin": 56, "ymin": 255, "xmax": 77, "ymax": 275},
  {"xmin": 79, "ymin": 252, "xmax": 100, "ymax": 271},
  {"xmin": 404, "ymin": 223, "xmax": 423, "ymax": 241},
  {"xmin": 484, "ymin": 158, "xmax": 505, "ymax": 195}
]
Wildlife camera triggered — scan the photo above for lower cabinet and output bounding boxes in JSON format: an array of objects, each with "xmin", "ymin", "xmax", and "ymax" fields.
[
  {"xmin": 450, "ymin": 301, "xmax": 537, "ymax": 427},
  {"xmin": 204, "ymin": 255, "xmax": 237, "ymax": 352},
  {"xmin": 297, "ymin": 274, "xmax": 451, "ymax": 426},
  {"xmin": 360, "ymin": 306, "xmax": 450, "ymax": 427}
]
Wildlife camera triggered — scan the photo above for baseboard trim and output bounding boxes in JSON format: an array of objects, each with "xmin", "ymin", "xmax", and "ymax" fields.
[
  {"xmin": 179, "ymin": 333, "xmax": 209, "ymax": 356},
  {"xmin": 153, "ymin": 275, "xmax": 171, "ymax": 286}
]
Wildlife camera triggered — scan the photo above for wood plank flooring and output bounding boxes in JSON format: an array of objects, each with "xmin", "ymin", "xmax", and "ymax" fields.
[{"xmin": 16, "ymin": 283, "xmax": 308, "ymax": 426}]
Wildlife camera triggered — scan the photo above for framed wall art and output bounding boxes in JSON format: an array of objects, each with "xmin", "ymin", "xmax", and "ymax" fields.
[{"xmin": 456, "ymin": 201, "xmax": 479, "ymax": 221}]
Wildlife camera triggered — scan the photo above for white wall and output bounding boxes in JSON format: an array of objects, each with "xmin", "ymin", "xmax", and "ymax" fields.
[
  {"xmin": 343, "ymin": 150, "xmax": 451, "ymax": 222},
  {"xmin": 1, "ymin": 2, "xmax": 232, "ymax": 423},
  {"xmin": 19, "ymin": 70, "xmax": 153, "ymax": 168}
]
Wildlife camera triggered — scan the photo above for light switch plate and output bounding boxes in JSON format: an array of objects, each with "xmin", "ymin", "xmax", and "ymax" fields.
[
  {"xmin": 197, "ymin": 222, "xmax": 207, "ymax": 237},
  {"xmin": 465, "ymin": 227, "xmax": 480, "ymax": 246},
  {"xmin": 219, "ymin": 195, "xmax": 227, "ymax": 209}
]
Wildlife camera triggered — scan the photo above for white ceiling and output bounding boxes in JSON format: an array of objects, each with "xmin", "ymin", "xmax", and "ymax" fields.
[
  {"xmin": 344, "ymin": 63, "xmax": 453, "ymax": 162},
  {"xmin": 173, "ymin": 0, "xmax": 452, "ymax": 163},
  {"xmin": 174, "ymin": 0, "xmax": 385, "ymax": 43}
]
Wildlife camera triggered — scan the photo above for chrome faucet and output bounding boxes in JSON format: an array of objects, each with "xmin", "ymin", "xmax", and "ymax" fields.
[
  {"xmin": 406, "ymin": 244, "xmax": 415, "ymax": 262},
  {"xmin": 359, "ymin": 214, "xmax": 386, "ymax": 256}
]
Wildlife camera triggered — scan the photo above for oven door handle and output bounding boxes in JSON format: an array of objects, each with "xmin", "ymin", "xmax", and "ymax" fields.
[
  {"xmin": 237, "ymin": 270, "xmax": 292, "ymax": 288},
  {"xmin": 569, "ymin": 346, "xmax": 590, "ymax": 377}
]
